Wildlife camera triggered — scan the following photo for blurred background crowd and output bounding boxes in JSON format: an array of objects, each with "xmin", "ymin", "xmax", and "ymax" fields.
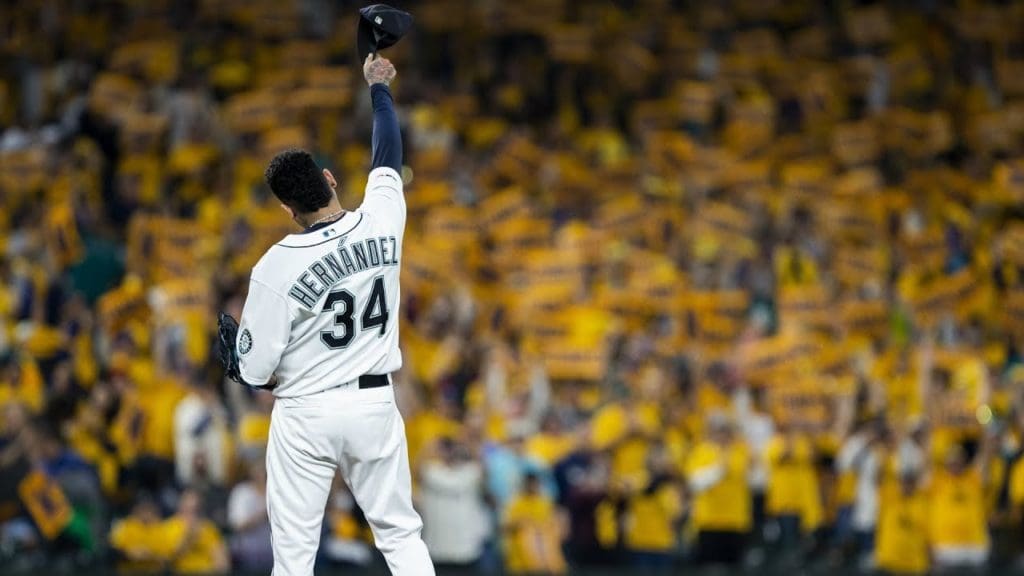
[{"xmin": 1, "ymin": 0, "xmax": 1024, "ymax": 574}]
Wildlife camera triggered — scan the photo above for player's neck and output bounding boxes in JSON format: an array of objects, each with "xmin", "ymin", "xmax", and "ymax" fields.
[{"xmin": 297, "ymin": 198, "xmax": 345, "ymax": 229}]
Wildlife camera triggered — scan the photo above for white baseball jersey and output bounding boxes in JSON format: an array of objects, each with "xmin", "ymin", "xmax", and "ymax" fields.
[{"xmin": 236, "ymin": 166, "xmax": 405, "ymax": 397}]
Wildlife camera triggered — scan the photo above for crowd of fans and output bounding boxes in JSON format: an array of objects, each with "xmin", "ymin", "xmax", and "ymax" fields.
[{"xmin": 2, "ymin": 0, "xmax": 1024, "ymax": 574}]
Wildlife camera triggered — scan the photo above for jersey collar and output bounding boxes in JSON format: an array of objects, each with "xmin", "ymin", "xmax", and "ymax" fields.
[
  {"xmin": 277, "ymin": 211, "xmax": 363, "ymax": 248},
  {"xmin": 301, "ymin": 214, "xmax": 344, "ymax": 235}
]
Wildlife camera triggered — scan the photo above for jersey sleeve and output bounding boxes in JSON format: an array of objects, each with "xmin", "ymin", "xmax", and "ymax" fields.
[
  {"xmin": 237, "ymin": 277, "xmax": 291, "ymax": 387},
  {"xmin": 359, "ymin": 166, "xmax": 406, "ymax": 229}
]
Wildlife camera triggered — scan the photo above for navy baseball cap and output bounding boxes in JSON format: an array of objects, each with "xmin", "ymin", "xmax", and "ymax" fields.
[{"xmin": 357, "ymin": 4, "xmax": 414, "ymax": 62}]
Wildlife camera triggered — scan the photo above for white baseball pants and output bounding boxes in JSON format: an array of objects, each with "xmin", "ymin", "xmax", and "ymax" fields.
[{"xmin": 265, "ymin": 380, "xmax": 434, "ymax": 576}]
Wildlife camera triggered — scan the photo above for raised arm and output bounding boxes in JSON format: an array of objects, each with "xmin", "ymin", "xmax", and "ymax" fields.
[{"xmin": 364, "ymin": 54, "xmax": 401, "ymax": 172}]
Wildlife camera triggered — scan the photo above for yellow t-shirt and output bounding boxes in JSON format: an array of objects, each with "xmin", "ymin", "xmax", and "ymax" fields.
[
  {"xmin": 929, "ymin": 469, "xmax": 989, "ymax": 549},
  {"xmin": 110, "ymin": 517, "xmax": 170, "ymax": 571},
  {"xmin": 591, "ymin": 402, "xmax": 661, "ymax": 486},
  {"xmin": 625, "ymin": 483, "xmax": 683, "ymax": 552},
  {"xmin": 404, "ymin": 411, "xmax": 461, "ymax": 465},
  {"xmin": 611, "ymin": 437, "xmax": 652, "ymax": 489},
  {"xmin": 503, "ymin": 494, "xmax": 566, "ymax": 574},
  {"xmin": 134, "ymin": 365, "xmax": 187, "ymax": 460},
  {"xmin": 876, "ymin": 483, "xmax": 929, "ymax": 574},
  {"xmin": 765, "ymin": 435, "xmax": 822, "ymax": 530},
  {"xmin": 686, "ymin": 440, "xmax": 751, "ymax": 532},
  {"xmin": 160, "ymin": 517, "xmax": 226, "ymax": 574},
  {"xmin": 237, "ymin": 411, "xmax": 271, "ymax": 448}
]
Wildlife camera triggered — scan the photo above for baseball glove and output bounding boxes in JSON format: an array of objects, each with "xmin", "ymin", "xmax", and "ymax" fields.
[{"xmin": 217, "ymin": 312, "xmax": 243, "ymax": 383}]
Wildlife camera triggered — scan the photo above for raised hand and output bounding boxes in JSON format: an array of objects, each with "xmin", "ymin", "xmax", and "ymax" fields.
[{"xmin": 364, "ymin": 54, "xmax": 396, "ymax": 87}]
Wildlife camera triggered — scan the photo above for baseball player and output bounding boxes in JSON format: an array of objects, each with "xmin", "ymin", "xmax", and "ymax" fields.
[{"xmin": 219, "ymin": 53, "xmax": 434, "ymax": 576}]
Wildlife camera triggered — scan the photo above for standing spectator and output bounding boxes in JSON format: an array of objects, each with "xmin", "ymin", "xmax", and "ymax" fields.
[
  {"xmin": 765, "ymin": 424, "xmax": 822, "ymax": 559},
  {"xmin": 419, "ymin": 437, "xmax": 491, "ymax": 571},
  {"xmin": 502, "ymin": 472, "xmax": 567, "ymax": 574},
  {"xmin": 160, "ymin": 488, "xmax": 229, "ymax": 574},
  {"xmin": 622, "ymin": 449, "xmax": 683, "ymax": 569},
  {"xmin": 737, "ymin": 385, "xmax": 774, "ymax": 538},
  {"xmin": 875, "ymin": 472, "xmax": 929, "ymax": 575},
  {"xmin": 109, "ymin": 346, "xmax": 185, "ymax": 505},
  {"xmin": 685, "ymin": 412, "xmax": 751, "ymax": 566},
  {"xmin": 558, "ymin": 450, "xmax": 618, "ymax": 566},
  {"xmin": 836, "ymin": 420, "xmax": 885, "ymax": 561},
  {"xmin": 227, "ymin": 459, "xmax": 272, "ymax": 571},
  {"xmin": 173, "ymin": 382, "xmax": 230, "ymax": 488},
  {"xmin": 930, "ymin": 443, "xmax": 991, "ymax": 571}
]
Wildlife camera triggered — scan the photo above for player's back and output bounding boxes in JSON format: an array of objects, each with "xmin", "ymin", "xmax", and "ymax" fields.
[{"xmin": 237, "ymin": 167, "xmax": 406, "ymax": 397}]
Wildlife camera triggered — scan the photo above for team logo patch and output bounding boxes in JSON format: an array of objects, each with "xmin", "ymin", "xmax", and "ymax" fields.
[{"xmin": 239, "ymin": 329, "xmax": 253, "ymax": 355}]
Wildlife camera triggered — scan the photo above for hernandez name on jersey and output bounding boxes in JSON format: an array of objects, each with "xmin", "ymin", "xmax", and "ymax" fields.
[
  {"xmin": 236, "ymin": 167, "xmax": 406, "ymax": 397},
  {"xmin": 286, "ymin": 234, "xmax": 399, "ymax": 309}
]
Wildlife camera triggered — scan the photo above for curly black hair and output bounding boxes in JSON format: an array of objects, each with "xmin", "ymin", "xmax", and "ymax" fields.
[{"xmin": 264, "ymin": 149, "xmax": 334, "ymax": 214}]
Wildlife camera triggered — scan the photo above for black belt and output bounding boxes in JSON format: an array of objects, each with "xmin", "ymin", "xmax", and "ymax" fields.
[{"xmin": 358, "ymin": 374, "xmax": 390, "ymax": 389}]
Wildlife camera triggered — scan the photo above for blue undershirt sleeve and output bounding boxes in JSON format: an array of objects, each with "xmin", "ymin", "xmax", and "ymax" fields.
[{"xmin": 370, "ymin": 84, "xmax": 402, "ymax": 173}]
